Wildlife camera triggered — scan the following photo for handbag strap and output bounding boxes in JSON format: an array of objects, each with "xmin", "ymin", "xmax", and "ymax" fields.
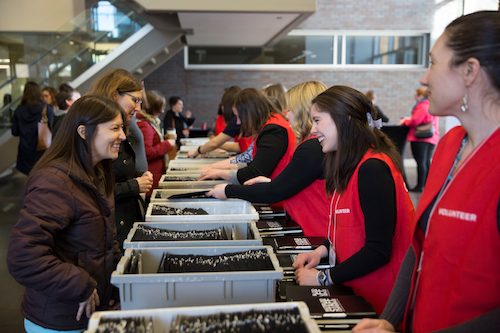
[{"xmin": 40, "ymin": 105, "xmax": 48, "ymax": 122}]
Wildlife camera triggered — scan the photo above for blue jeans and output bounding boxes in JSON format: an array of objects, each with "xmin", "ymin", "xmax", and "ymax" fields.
[{"xmin": 24, "ymin": 319, "xmax": 84, "ymax": 333}]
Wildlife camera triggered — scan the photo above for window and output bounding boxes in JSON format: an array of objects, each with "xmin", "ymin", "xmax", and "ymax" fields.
[{"xmin": 186, "ymin": 30, "xmax": 429, "ymax": 69}]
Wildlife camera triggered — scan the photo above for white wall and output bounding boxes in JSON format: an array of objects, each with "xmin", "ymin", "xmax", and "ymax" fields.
[{"xmin": 0, "ymin": 0, "xmax": 85, "ymax": 32}]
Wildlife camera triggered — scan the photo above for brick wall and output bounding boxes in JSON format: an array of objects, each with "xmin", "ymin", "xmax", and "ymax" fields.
[
  {"xmin": 144, "ymin": 0, "xmax": 462, "ymax": 129},
  {"xmin": 145, "ymin": 49, "xmax": 427, "ymax": 128}
]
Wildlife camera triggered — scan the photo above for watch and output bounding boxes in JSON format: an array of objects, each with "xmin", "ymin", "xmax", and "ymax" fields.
[{"xmin": 317, "ymin": 270, "xmax": 327, "ymax": 286}]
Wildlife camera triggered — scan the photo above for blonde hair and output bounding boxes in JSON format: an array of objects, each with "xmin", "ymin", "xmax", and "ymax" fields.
[
  {"xmin": 264, "ymin": 83, "xmax": 287, "ymax": 110},
  {"xmin": 286, "ymin": 81, "xmax": 327, "ymax": 143},
  {"xmin": 87, "ymin": 68, "xmax": 142, "ymax": 100}
]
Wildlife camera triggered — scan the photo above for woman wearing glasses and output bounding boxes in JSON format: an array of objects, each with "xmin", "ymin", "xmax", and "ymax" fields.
[{"xmin": 88, "ymin": 69, "xmax": 153, "ymax": 251}]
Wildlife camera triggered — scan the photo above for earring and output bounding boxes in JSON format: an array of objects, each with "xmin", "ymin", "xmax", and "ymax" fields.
[{"xmin": 461, "ymin": 92, "xmax": 468, "ymax": 112}]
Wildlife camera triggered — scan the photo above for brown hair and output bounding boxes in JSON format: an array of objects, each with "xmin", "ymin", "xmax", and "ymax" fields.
[
  {"xmin": 220, "ymin": 86, "xmax": 242, "ymax": 123},
  {"xmin": 264, "ymin": 83, "xmax": 287, "ymax": 110},
  {"xmin": 21, "ymin": 82, "xmax": 43, "ymax": 106},
  {"xmin": 445, "ymin": 11, "xmax": 500, "ymax": 93},
  {"xmin": 365, "ymin": 90, "xmax": 375, "ymax": 101},
  {"xmin": 415, "ymin": 87, "xmax": 428, "ymax": 98},
  {"xmin": 144, "ymin": 90, "xmax": 166, "ymax": 115},
  {"xmin": 43, "ymin": 86, "xmax": 57, "ymax": 107},
  {"xmin": 32, "ymin": 95, "xmax": 126, "ymax": 196},
  {"xmin": 232, "ymin": 88, "xmax": 284, "ymax": 137},
  {"xmin": 312, "ymin": 86, "xmax": 402, "ymax": 195},
  {"xmin": 87, "ymin": 68, "xmax": 142, "ymax": 100}
]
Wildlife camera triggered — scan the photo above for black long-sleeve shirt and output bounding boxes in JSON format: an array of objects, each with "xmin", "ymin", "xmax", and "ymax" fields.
[
  {"xmin": 225, "ymin": 138, "xmax": 324, "ymax": 202},
  {"xmin": 234, "ymin": 124, "xmax": 289, "ymax": 184},
  {"xmin": 323, "ymin": 158, "xmax": 397, "ymax": 283}
]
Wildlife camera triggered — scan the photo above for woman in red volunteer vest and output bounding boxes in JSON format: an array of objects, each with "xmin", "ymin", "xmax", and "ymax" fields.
[
  {"xmin": 353, "ymin": 11, "xmax": 500, "ymax": 333},
  {"xmin": 293, "ymin": 86, "xmax": 415, "ymax": 315},
  {"xmin": 207, "ymin": 81, "xmax": 330, "ymax": 237},
  {"xmin": 187, "ymin": 86, "xmax": 245, "ymax": 158},
  {"xmin": 198, "ymin": 88, "xmax": 295, "ymax": 184}
]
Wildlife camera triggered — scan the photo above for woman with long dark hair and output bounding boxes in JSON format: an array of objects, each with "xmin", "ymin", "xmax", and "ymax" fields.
[
  {"xmin": 12, "ymin": 82, "xmax": 54, "ymax": 175},
  {"xmin": 354, "ymin": 11, "xmax": 500, "ymax": 333},
  {"xmin": 293, "ymin": 86, "xmax": 415, "ymax": 315},
  {"xmin": 207, "ymin": 81, "xmax": 330, "ymax": 237},
  {"xmin": 8, "ymin": 95, "xmax": 126, "ymax": 332},
  {"xmin": 198, "ymin": 88, "xmax": 295, "ymax": 185}
]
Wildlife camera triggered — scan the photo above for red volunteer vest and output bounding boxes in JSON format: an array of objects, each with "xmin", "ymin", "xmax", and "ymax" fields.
[
  {"xmin": 215, "ymin": 115, "xmax": 225, "ymax": 135},
  {"xmin": 330, "ymin": 150, "xmax": 414, "ymax": 315},
  {"xmin": 235, "ymin": 134, "xmax": 253, "ymax": 153},
  {"xmin": 404, "ymin": 126, "xmax": 500, "ymax": 333},
  {"xmin": 283, "ymin": 137, "xmax": 329, "ymax": 237},
  {"xmin": 251, "ymin": 113, "xmax": 296, "ymax": 180}
]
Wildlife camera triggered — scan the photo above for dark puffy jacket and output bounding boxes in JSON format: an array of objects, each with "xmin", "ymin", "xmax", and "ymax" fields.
[
  {"xmin": 11, "ymin": 103, "xmax": 54, "ymax": 175},
  {"xmin": 7, "ymin": 161, "xmax": 121, "ymax": 330},
  {"xmin": 113, "ymin": 139, "xmax": 145, "ymax": 251}
]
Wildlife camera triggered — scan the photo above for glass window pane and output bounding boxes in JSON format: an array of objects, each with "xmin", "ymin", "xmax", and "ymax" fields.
[
  {"xmin": 188, "ymin": 35, "xmax": 333, "ymax": 65},
  {"xmin": 337, "ymin": 35, "xmax": 342, "ymax": 64},
  {"xmin": 346, "ymin": 35, "xmax": 424, "ymax": 65}
]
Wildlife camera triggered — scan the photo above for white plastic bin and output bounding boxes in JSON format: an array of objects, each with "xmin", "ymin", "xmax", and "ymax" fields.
[
  {"xmin": 146, "ymin": 200, "xmax": 259, "ymax": 222},
  {"xmin": 111, "ymin": 246, "xmax": 283, "ymax": 310},
  {"xmin": 158, "ymin": 176, "xmax": 228, "ymax": 189},
  {"xmin": 180, "ymin": 138, "xmax": 210, "ymax": 146},
  {"xmin": 85, "ymin": 302, "xmax": 321, "ymax": 333},
  {"xmin": 123, "ymin": 221, "xmax": 262, "ymax": 248},
  {"xmin": 151, "ymin": 189, "xmax": 213, "ymax": 202}
]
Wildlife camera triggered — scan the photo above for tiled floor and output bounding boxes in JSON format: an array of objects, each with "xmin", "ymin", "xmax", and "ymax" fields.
[{"xmin": 0, "ymin": 160, "xmax": 422, "ymax": 332}]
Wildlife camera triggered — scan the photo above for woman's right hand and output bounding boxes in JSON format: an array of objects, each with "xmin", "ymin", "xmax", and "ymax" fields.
[
  {"xmin": 351, "ymin": 319, "xmax": 395, "ymax": 332},
  {"xmin": 187, "ymin": 150, "xmax": 199, "ymax": 158},
  {"xmin": 292, "ymin": 246, "xmax": 327, "ymax": 269},
  {"xmin": 76, "ymin": 288, "xmax": 100, "ymax": 321},
  {"xmin": 136, "ymin": 171, "xmax": 153, "ymax": 193}
]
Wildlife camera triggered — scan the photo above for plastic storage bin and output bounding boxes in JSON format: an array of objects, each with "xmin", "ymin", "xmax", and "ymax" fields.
[
  {"xmin": 151, "ymin": 189, "xmax": 213, "ymax": 202},
  {"xmin": 123, "ymin": 221, "xmax": 262, "ymax": 248},
  {"xmin": 85, "ymin": 302, "xmax": 321, "ymax": 333},
  {"xmin": 158, "ymin": 176, "xmax": 228, "ymax": 189},
  {"xmin": 146, "ymin": 200, "xmax": 259, "ymax": 222},
  {"xmin": 111, "ymin": 246, "xmax": 283, "ymax": 310},
  {"xmin": 180, "ymin": 138, "xmax": 210, "ymax": 146}
]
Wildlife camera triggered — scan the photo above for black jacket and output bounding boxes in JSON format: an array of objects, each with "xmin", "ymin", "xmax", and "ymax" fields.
[
  {"xmin": 11, "ymin": 103, "xmax": 54, "ymax": 175},
  {"xmin": 112, "ymin": 139, "xmax": 145, "ymax": 251},
  {"xmin": 163, "ymin": 110, "xmax": 195, "ymax": 147}
]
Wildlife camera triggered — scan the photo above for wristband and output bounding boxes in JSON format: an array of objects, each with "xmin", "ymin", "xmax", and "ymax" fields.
[{"xmin": 197, "ymin": 146, "xmax": 202, "ymax": 154}]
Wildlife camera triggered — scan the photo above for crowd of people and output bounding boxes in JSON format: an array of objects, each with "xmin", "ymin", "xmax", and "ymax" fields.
[{"xmin": 6, "ymin": 10, "xmax": 500, "ymax": 333}]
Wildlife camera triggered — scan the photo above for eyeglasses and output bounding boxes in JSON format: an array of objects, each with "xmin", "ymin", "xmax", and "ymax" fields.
[{"xmin": 119, "ymin": 91, "xmax": 142, "ymax": 105}]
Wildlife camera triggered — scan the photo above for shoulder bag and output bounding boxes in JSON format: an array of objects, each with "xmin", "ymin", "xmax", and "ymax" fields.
[
  {"xmin": 37, "ymin": 105, "xmax": 52, "ymax": 151},
  {"xmin": 414, "ymin": 122, "xmax": 434, "ymax": 139}
]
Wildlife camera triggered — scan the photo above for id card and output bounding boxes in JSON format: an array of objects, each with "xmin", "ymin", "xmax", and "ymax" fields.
[{"xmin": 329, "ymin": 244, "xmax": 336, "ymax": 267}]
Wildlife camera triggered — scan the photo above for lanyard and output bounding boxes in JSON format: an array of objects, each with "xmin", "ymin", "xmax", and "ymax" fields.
[{"xmin": 327, "ymin": 190, "xmax": 341, "ymax": 249}]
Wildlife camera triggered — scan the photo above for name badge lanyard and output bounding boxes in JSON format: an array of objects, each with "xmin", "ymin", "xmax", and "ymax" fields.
[
  {"xmin": 410, "ymin": 135, "xmax": 469, "ymax": 312},
  {"xmin": 327, "ymin": 190, "xmax": 340, "ymax": 267}
]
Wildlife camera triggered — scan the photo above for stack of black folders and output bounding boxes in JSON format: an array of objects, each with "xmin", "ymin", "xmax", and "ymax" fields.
[
  {"xmin": 170, "ymin": 308, "xmax": 308, "ymax": 333},
  {"xmin": 286, "ymin": 284, "xmax": 377, "ymax": 331},
  {"xmin": 274, "ymin": 236, "xmax": 327, "ymax": 253},
  {"xmin": 253, "ymin": 204, "xmax": 287, "ymax": 219},
  {"xmin": 256, "ymin": 218, "xmax": 303, "ymax": 237},
  {"xmin": 157, "ymin": 249, "xmax": 274, "ymax": 273},
  {"xmin": 95, "ymin": 316, "xmax": 154, "ymax": 333},
  {"xmin": 124, "ymin": 250, "xmax": 142, "ymax": 274},
  {"xmin": 131, "ymin": 224, "xmax": 229, "ymax": 241}
]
